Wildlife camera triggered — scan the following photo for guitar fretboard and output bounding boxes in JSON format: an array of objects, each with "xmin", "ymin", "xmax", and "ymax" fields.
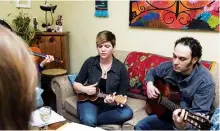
[
  {"xmin": 160, "ymin": 96, "xmax": 180, "ymax": 112},
  {"xmin": 31, "ymin": 52, "xmax": 46, "ymax": 58},
  {"xmin": 159, "ymin": 96, "xmax": 211, "ymax": 130}
]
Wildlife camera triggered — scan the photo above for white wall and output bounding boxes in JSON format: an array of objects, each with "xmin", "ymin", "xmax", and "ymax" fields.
[
  {"xmin": 0, "ymin": 1, "xmax": 64, "ymax": 31},
  {"xmin": 2, "ymin": 1, "xmax": 218, "ymax": 73},
  {"xmin": 59, "ymin": 1, "xmax": 219, "ymax": 73}
]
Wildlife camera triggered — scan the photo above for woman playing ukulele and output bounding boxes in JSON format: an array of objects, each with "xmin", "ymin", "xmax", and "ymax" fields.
[{"xmin": 73, "ymin": 30, "xmax": 133, "ymax": 127}]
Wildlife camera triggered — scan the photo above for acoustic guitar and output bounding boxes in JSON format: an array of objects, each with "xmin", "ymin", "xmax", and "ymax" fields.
[
  {"xmin": 146, "ymin": 79, "xmax": 212, "ymax": 130},
  {"xmin": 77, "ymin": 87, "xmax": 127, "ymax": 105}
]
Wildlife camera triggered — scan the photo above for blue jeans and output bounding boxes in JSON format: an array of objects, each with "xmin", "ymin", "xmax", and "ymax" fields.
[
  {"xmin": 134, "ymin": 114, "xmax": 174, "ymax": 130},
  {"xmin": 77, "ymin": 101, "xmax": 133, "ymax": 127}
]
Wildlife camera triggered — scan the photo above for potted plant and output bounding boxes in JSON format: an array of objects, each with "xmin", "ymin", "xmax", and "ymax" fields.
[{"xmin": 11, "ymin": 11, "xmax": 35, "ymax": 46}]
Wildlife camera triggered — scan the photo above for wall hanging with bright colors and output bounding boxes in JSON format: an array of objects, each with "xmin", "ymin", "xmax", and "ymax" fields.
[{"xmin": 129, "ymin": 0, "xmax": 219, "ymax": 31}]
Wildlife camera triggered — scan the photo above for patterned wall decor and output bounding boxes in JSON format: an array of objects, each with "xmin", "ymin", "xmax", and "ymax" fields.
[
  {"xmin": 129, "ymin": 0, "xmax": 219, "ymax": 31},
  {"xmin": 95, "ymin": 0, "xmax": 108, "ymax": 17}
]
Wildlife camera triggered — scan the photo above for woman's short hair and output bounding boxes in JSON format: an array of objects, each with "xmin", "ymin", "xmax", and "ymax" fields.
[
  {"xmin": 96, "ymin": 30, "xmax": 116, "ymax": 47},
  {"xmin": 0, "ymin": 25, "xmax": 37, "ymax": 129}
]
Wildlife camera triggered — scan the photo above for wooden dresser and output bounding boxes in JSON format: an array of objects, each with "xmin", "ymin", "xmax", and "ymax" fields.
[{"xmin": 33, "ymin": 32, "xmax": 70, "ymax": 73}]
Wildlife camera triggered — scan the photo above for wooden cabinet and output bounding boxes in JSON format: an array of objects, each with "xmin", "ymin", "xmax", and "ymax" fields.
[{"xmin": 33, "ymin": 32, "xmax": 70, "ymax": 73}]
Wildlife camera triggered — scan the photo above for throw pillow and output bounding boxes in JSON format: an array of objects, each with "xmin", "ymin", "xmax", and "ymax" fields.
[
  {"xmin": 68, "ymin": 74, "xmax": 78, "ymax": 86},
  {"xmin": 200, "ymin": 60, "xmax": 216, "ymax": 72},
  {"xmin": 124, "ymin": 51, "xmax": 170, "ymax": 98}
]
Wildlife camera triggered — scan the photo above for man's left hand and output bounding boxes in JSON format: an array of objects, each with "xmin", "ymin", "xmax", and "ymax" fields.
[{"xmin": 172, "ymin": 109, "xmax": 187, "ymax": 130}]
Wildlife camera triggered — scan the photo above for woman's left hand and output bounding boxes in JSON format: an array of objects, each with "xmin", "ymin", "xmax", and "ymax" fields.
[
  {"xmin": 104, "ymin": 92, "xmax": 126, "ymax": 107},
  {"xmin": 116, "ymin": 95, "xmax": 127, "ymax": 107}
]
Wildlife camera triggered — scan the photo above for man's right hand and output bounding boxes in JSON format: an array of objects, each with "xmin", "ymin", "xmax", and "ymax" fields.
[
  {"xmin": 147, "ymin": 81, "xmax": 160, "ymax": 99},
  {"xmin": 85, "ymin": 83, "xmax": 98, "ymax": 95}
]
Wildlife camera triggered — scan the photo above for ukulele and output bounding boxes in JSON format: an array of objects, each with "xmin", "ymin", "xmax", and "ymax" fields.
[
  {"xmin": 77, "ymin": 87, "xmax": 127, "ymax": 105},
  {"xmin": 146, "ymin": 79, "xmax": 212, "ymax": 130}
]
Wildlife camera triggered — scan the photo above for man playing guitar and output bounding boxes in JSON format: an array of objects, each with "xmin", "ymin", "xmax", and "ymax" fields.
[{"xmin": 134, "ymin": 37, "xmax": 215, "ymax": 130}]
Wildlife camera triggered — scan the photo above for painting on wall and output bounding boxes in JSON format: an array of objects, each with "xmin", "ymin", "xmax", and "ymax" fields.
[{"xmin": 129, "ymin": 0, "xmax": 219, "ymax": 31}]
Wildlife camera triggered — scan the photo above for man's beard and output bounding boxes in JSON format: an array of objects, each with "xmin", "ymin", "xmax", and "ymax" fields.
[
  {"xmin": 186, "ymin": 59, "xmax": 193, "ymax": 67},
  {"xmin": 186, "ymin": 58, "xmax": 197, "ymax": 68},
  {"xmin": 181, "ymin": 58, "xmax": 195, "ymax": 73}
]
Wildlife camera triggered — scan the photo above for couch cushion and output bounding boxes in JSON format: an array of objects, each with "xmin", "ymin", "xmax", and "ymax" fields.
[
  {"xmin": 200, "ymin": 61, "xmax": 216, "ymax": 72},
  {"xmin": 123, "ymin": 97, "xmax": 147, "ymax": 129},
  {"xmin": 64, "ymin": 95, "xmax": 78, "ymax": 117},
  {"xmin": 126, "ymin": 97, "xmax": 146, "ymax": 113},
  {"xmin": 113, "ymin": 50, "xmax": 129, "ymax": 63},
  {"xmin": 64, "ymin": 96, "xmax": 146, "ymax": 117},
  {"xmin": 122, "ymin": 108, "xmax": 148, "ymax": 130},
  {"xmin": 64, "ymin": 96, "xmax": 143, "ymax": 130},
  {"xmin": 211, "ymin": 63, "xmax": 219, "ymax": 107}
]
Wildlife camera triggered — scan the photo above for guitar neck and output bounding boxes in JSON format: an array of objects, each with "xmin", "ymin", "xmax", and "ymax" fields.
[
  {"xmin": 153, "ymin": 79, "xmax": 211, "ymax": 130},
  {"xmin": 32, "ymin": 52, "xmax": 46, "ymax": 58},
  {"xmin": 31, "ymin": 52, "xmax": 63, "ymax": 64},
  {"xmin": 159, "ymin": 96, "xmax": 180, "ymax": 112},
  {"xmin": 159, "ymin": 96, "xmax": 207, "ymax": 129}
]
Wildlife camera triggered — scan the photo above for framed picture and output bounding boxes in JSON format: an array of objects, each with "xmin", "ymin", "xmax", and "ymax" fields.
[
  {"xmin": 129, "ymin": 0, "xmax": 219, "ymax": 31},
  {"xmin": 16, "ymin": 0, "xmax": 31, "ymax": 9}
]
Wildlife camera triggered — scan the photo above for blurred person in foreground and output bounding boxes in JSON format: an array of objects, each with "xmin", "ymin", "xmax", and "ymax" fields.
[{"xmin": 0, "ymin": 25, "xmax": 38, "ymax": 129}]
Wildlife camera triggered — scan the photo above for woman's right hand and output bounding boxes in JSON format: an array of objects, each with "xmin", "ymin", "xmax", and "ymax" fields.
[
  {"xmin": 85, "ymin": 83, "xmax": 98, "ymax": 95},
  {"xmin": 147, "ymin": 81, "xmax": 160, "ymax": 99}
]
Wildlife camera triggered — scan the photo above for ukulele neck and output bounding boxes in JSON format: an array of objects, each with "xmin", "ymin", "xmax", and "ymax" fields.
[{"xmin": 97, "ymin": 93, "xmax": 108, "ymax": 98}]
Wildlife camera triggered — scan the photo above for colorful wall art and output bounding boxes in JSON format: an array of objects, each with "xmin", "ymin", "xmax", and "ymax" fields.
[{"xmin": 129, "ymin": 0, "xmax": 219, "ymax": 31}]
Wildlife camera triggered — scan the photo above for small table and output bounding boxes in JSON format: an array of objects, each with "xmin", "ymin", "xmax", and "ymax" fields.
[
  {"xmin": 30, "ymin": 108, "xmax": 67, "ymax": 130},
  {"xmin": 31, "ymin": 121, "xmax": 68, "ymax": 130},
  {"xmin": 47, "ymin": 121, "xmax": 67, "ymax": 130},
  {"xmin": 56, "ymin": 122, "xmax": 106, "ymax": 131}
]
